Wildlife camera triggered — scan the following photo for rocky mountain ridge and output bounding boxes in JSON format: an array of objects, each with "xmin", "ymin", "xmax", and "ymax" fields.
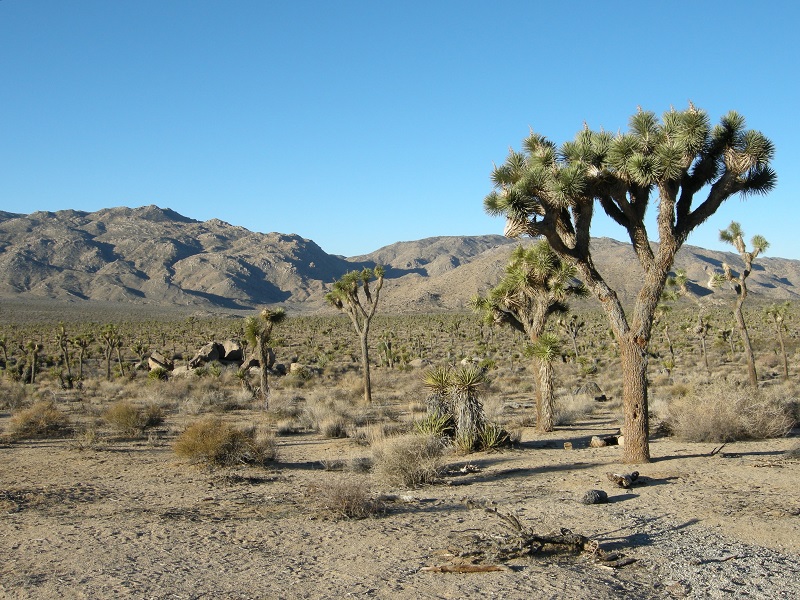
[{"xmin": 1, "ymin": 205, "xmax": 798, "ymax": 314}]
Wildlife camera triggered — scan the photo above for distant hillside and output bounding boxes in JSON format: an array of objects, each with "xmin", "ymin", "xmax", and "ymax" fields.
[{"xmin": 0, "ymin": 205, "xmax": 798, "ymax": 314}]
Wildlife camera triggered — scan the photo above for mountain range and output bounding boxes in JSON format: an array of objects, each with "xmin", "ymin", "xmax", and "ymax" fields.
[{"xmin": 1, "ymin": 205, "xmax": 798, "ymax": 314}]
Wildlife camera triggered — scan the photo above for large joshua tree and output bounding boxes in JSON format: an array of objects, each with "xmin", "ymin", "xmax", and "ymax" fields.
[
  {"xmin": 717, "ymin": 221, "xmax": 769, "ymax": 387},
  {"xmin": 485, "ymin": 105, "xmax": 776, "ymax": 463},
  {"xmin": 472, "ymin": 241, "xmax": 587, "ymax": 432},
  {"xmin": 326, "ymin": 266, "xmax": 385, "ymax": 403},
  {"xmin": 244, "ymin": 307, "xmax": 286, "ymax": 406}
]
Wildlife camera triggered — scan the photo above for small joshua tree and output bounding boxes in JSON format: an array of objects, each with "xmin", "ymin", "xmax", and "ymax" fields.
[
  {"xmin": 326, "ymin": 267, "xmax": 385, "ymax": 403},
  {"xmin": 71, "ymin": 334, "xmax": 93, "ymax": 381},
  {"xmin": 764, "ymin": 301, "xmax": 791, "ymax": 380},
  {"xmin": 244, "ymin": 307, "xmax": 286, "ymax": 406},
  {"xmin": 472, "ymin": 242, "xmax": 586, "ymax": 432},
  {"xmin": 55, "ymin": 322, "xmax": 72, "ymax": 385},
  {"xmin": 716, "ymin": 221, "xmax": 768, "ymax": 386}
]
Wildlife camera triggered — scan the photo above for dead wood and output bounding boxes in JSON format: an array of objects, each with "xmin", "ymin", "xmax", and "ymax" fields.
[
  {"xmin": 420, "ymin": 564, "xmax": 511, "ymax": 573},
  {"xmin": 606, "ymin": 471, "xmax": 639, "ymax": 488}
]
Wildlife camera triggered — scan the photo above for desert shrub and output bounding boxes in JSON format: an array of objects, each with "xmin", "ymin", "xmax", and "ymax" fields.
[
  {"xmin": 667, "ymin": 381, "xmax": 795, "ymax": 442},
  {"xmin": 70, "ymin": 422, "xmax": 105, "ymax": 451},
  {"xmin": 554, "ymin": 393, "xmax": 596, "ymax": 426},
  {"xmin": 372, "ymin": 433, "xmax": 445, "ymax": 488},
  {"xmin": 174, "ymin": 418, "xmax": 277, "ymax": 466},
  {"xmin": 8, "ymin": 400, "xmax": 71, "ymax": 439},
  {"xmin": 103, "ymin": 401, "xmax": 165, "ymax": 437},
  {"xmin": 478, "ymin": 421, "xmax": 511, "ymax": 451},
  {"xmin": 308, "ymin": 477, "xmax": 385, "ymax": 519},
  {"xmin": 148, "ymin": 367, "xmax": 169, "ymax": 381},
  {"xmin": 414, "ymin": 411, "xmax": 454, "ymax": 438},
  {"xmin": 0, "ymin": 381, "xmax": 29, "ymax": 410},
  {"xmin": 319, "ymin": 415, "xmax": 349, "ymax": 439}
]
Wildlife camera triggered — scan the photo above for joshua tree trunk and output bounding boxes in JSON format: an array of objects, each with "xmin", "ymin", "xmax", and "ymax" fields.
[
  {"xmin": 536, "ymin": 357, "xmax": 555, "ymax": 432},
  {"xmin": 360, "ymin": 330, "xmax": 373, "ymax": 404},
  {"xmin": 620, "ymin": 338, "xmax": 650, "ymax": 463},
  {"xmin": 734, "ymin": 299, "xmax": 757, "ymax": 387},
  {"xmin": 778, "ymin": 328, "xmax": 788, "ymax": 381}
]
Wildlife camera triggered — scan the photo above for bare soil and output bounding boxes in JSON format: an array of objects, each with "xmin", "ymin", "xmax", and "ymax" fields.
[{"xmin": 1, "ymin": 408, "xmax": 799, "ymax": 599}]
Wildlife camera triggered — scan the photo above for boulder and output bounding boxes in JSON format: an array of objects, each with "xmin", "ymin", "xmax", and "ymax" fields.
[
  {"xmin": 407, "ymin": 358, "xmax": 428, "ymax": 369},
  {"xmin": 573, "ymin": 382, "xmax": 603, "ymax": 398},
  {"xmin": 221, "ymin": 339, "xmax": 243, "ymax": 362},
  {"xmin": 148, "ymin": 351, "xmax": 174, "ymax": 371},
  {"xmin": 189, "ymin": 342, "xmax": 224, "ymax": 368}
]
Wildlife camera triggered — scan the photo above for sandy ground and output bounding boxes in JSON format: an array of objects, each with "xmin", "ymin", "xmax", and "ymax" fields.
[{"xmin": 1, "ymin": 409, "xmax": 799, "ymax": 600}]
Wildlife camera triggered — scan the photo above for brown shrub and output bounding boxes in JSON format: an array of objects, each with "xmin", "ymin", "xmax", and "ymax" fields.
[
  {"xmin": 8, "ymin": 400, "xmax": 71, "ymax": 439},
  {"xmin": 667, "ymin": 381, "xmax": 795, "ymax": 442},
  {"xmin": 174, "ymin": 418, "xmax": 277, "ymax": 466},
  {"xmin": 308, "ymin": 477, "xmax": 384, "ymax": 519},
  {"xmin": 372, "ymin": 433, "xmax": 445, "ymax": 488},
  {"xmin": 102, "ymin": 401, "xmax": 164, "ymax": 437}
]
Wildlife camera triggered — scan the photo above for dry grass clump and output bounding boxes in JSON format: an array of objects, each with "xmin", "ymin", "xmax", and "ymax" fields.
[
  {"xmin": 0, "ymin": 381, "xmax": 29, "ymax": 410},
  {"xmin": 667, "ymin": 381, "xmax": 795, "ymax": 442},
  {"xmin": 8, "ymin": 400, "xmax": 71, "ymax": 439},
  {"xmin": 554, "ymin": 393, "xmax": 597, "ymax": 426},
  {"xmin": 372, "ymin": 433, "xmax": 446, "ymax": 488},
  {"xmin": 307, "ymin": 476, "xmax": 385, "ymax": 519},
  {"xmin": 319, "ymin": 415, "xmax": 349, "ymax": 439},
  {"xmin": 102, "ymin": 401, "xmax": 164, "ymax": 437},
  {"xmin": 174, "ymin": 418, "xmax": 277, "ymax": 466}
]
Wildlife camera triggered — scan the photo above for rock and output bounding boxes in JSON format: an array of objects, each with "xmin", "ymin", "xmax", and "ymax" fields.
[
  {"xmin": 171, "ymin": 365, "xmax": 191, "ymax": 377},
  {"xmin": 407, "ymin": 358, "xmax": 428, "ymax": 369},
  {"xmin": 590, "ymin": 434, "xmax": 620, "ymax": 447},
  {"xmin": 189, "ymin": 342, "xmax": 223, "ymax": 368},
  {"xmin": 148, "ymin": 351, "xmax": 174, "ymax": 371},
  {"xmin": 573, "ymin": 382, "xmax": 603, "ymax": 397},
  {"xmin": 221, "ymin": 339, "xmax": 243, "ymax": 362},
  {"xmin": 580, "ymin": 490, "xmax": 608, "ymax": 504}
]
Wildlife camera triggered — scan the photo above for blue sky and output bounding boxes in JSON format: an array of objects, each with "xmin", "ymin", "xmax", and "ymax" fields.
[{"xmin": 1, "ymin": 1, "xmax": 798, "ymax": 259}]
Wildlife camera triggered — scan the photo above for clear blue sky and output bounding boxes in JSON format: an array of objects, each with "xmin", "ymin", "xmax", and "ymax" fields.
[{"xmin": 2, "ymin": 1, "xmax": 798, "ymax": 259}]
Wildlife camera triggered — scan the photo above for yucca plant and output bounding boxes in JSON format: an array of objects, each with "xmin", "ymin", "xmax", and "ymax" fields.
[
  {"xmin": 450, "ymin": 365, "xmax": 486, "ymax": 452},
  {"xmin": 422, "ymin": 365, "xmax": 452, "ymax": 418}
]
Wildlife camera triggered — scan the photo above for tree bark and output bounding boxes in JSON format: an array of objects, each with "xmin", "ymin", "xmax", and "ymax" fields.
[
  {"xmin": 620, "ymin": 337, "xmax": 650, "ymax": 463},
  {"xmin": 734, "ymin": 299, "xmax": 758, "ymax": 387},
  {"xmin": 535, "ymin": 357, "xmax": 555, "ymax": 432},
  {"xmin": 360, "ymin": 331, "xmax": 372, "ymax": 403}
]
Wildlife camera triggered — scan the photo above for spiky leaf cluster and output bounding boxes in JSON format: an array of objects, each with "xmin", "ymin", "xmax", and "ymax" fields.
[{"xmin": 485, "ymin": 105, "xmax": 776, "ymax": 255}]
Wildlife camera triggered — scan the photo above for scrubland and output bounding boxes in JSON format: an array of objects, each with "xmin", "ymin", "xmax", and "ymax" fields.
[{"xmin": 1, "ymin": 302, "xmax": 799, "ymax": 598}]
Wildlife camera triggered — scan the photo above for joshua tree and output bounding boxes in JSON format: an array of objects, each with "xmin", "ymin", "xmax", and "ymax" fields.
[
  {"xmin": 692, "ymin": 314, "xmax": 712, "ymax": 373},
  {"xmin": 485, "ymin": 105, "xmax": 776, "ymax": 462},
  {"xmin": 55, "ymin": 322, "xmax": 72, "ymax": 383},
  {"xmin": 716, "ymin": 221, "xmax": 769, "ymax": 387},
  {"xmin": 764, "ymin": 301, "xmax": 791, "ymax": 381},
  {"xmin": 326, "ymin": 267, "xmax": 385, "ymax": 403},
  {"xmin": 472, "ymin": 241, "xmax": 586, "ymax": 432},
  {"xmin": 71, "ymin": 334, "xmax": 93, "ymax": 381},
  {"xmin": 24, "ymin": 340, "xmax": 43, "ymax": 384},
  {"xmin": 244, "ymin": 307, "xmax": 286, "ymax": 406},
  {"xmin": 526, "ymin": 333, "xmax": 562, "ymax": 431},
  {"xmin": 0, "ymin": 334, "xmax": 7, "ymax": 367},
  {"xmin": 100, "ymin": 325, "xmax": 121, "ymax": 380},
  {"xmin": 130, "ymin": 340, "xmax": 149, "ymax": 370},
  {"xmin": 558, "ymin": 313, "xmax": 585, "ymax": 362}
]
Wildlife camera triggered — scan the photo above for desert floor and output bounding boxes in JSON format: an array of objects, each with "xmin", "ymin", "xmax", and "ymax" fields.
[{"xmin": 2, "ymin": 406, "xmax": 799, "ymax": 600}]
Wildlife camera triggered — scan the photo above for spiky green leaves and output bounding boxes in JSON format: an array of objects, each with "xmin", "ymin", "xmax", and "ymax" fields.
[
  {"xmin": 422, "ymin": 364, "xmax": 452, "ymax": 394},
  {"xmin": 525, "ymin": 333, "xmax": 561, "ymax": 363}
]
